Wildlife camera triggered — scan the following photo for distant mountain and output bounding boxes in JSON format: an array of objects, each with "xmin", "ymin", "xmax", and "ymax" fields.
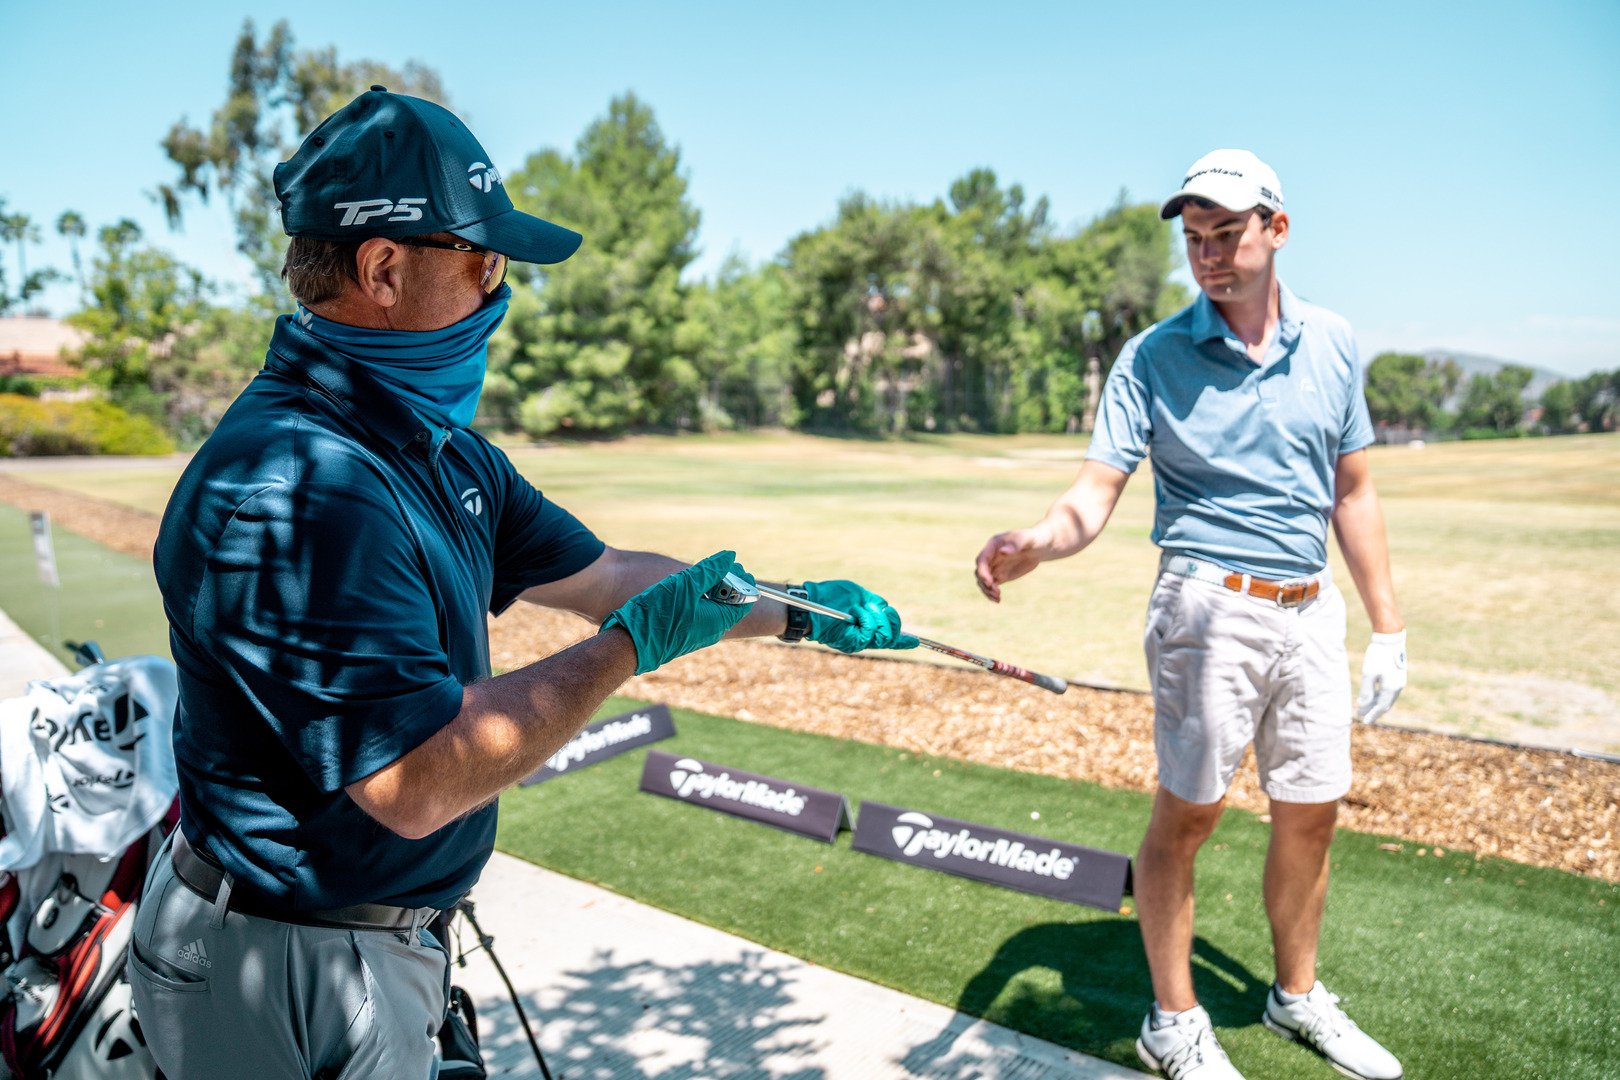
[{"xmin": 1419, "ymin": 349, "xmax": 1566, "ymax": 397}]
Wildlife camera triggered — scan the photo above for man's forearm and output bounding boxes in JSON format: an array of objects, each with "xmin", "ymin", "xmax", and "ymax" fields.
[
  {"xmin": 347, "ymin": 628, "xmax": 639, "ymax": 839},
  {"xmin": 1332, "ymin": 489, "xmax": 1402, "ymax": 633},
  {"xmin": 1040, "ymin": 460, "xmax": 1130, "ymax": 559}
]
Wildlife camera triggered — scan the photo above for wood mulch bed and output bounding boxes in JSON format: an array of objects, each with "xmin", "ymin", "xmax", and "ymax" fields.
[{"xmin": 4, "ymin": 471, "xmax": 1615, "ymax": 883}]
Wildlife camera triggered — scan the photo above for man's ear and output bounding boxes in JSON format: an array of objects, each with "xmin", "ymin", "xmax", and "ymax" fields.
[
  {"xmin": 1268, "ymin": 211, "xmax": 1290, "ymax": 251},
  {"xmin": 353, "ymin": 238, "xmax": 407, "ymax": 308}
]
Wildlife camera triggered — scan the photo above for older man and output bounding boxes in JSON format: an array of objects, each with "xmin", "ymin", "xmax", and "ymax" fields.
[
  {"xmin": 129, "ymin": 86, "xmax": 914, "ymax": 1079},
  {"xmin": 975, "ymin": 149, "xmax": 1405, "ymax": 1080}
]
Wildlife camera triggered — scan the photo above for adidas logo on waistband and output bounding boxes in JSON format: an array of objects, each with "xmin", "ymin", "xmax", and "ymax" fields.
[{"xmin": 177, "ymin": 938, "xmax": 212, "ymax": 969}]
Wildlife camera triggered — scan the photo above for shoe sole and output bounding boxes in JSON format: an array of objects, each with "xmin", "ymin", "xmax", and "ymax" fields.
[
  {"xmin": 1261, "ymin": 1013, "xmax": 1403, "ymax": 1080},
  {"xmin": 1135, "ymin": 1037, "xmax": 1167, "ymax": 1075}
]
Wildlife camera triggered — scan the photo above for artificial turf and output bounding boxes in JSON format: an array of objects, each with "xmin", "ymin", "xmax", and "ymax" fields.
[{"xmin": 498, "ymin": 698, "xmax": 1620, "ymax": 1079}]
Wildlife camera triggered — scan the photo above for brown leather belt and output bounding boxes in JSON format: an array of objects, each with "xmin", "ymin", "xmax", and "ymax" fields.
[
  {"xmin": 1222, "ymin": 572, "xmax": 1320, "ymax": 607},
  {"xmin": 1161, "ymin": 553, "xmax": 1325, "ymax": 608},
  {"xmin": 169, "ymin": 830, "xmax": 437, "ymax": 932}
]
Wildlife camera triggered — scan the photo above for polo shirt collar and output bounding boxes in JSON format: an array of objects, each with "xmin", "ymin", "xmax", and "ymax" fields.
[
  {"xmin": 265, "ymin": 313, "xmax": 437, "ymax": 454},
  {"xmin": 1191, "ymin": 280, "xmax": 1305, "ymax": 366}
]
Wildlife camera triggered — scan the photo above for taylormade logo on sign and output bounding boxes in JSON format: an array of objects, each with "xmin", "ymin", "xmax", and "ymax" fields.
[
  {"xmin": 889, "ymin": 811, "xmax": 1076, "ymax": 879},
  {"xmin": 853, "ymin": 801, "xmax": 1132, "ymax": 910},
  {"xmin": 640, "ymin": 750, "xmax": 851, "ymax": 843},
  {"xmin": 546, "ymin": 712, "xmax": 656, "ymax": 773},
  {"xmin": 668, "ymin": 758, "xmax": 808, "ymax": 816}
]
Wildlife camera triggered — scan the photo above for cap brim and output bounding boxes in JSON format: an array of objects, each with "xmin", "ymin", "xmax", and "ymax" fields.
[
  {"xmin": 1159, "ymin": 194, "xmax": 1194, "ymax": 220},
  {"xmin": 457, "ymin": 208, "xmax": 583, "ymax": 265},
  {"xmin": 1160, "ymin": 181, "xmax": 1264, "ymax": 220}
]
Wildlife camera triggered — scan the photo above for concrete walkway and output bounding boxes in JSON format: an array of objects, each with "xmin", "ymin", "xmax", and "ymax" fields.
[
  {"xmin": 0, "ymin": 608, "xmax": 1137, "ymax": 1079},
  {"xmin": 0, "ymin": 607, "xmax": 72, "ymax": 700}
]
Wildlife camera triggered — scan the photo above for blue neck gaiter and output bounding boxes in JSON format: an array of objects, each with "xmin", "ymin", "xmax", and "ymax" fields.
[{"xmin": 295, "ymin": 283, "xmax": 512, "ymax": 429}]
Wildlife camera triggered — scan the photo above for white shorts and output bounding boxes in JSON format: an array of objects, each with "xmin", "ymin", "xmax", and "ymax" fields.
[{"xmin": 1143, "ymin": 569, "xmax": 1353, "ymax": 805}]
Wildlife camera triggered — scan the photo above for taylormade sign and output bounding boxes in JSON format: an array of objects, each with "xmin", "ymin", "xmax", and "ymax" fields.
[
  {"xmin": 520, "ymin": 704, "xmax": 676, "ymax": 786},
  {"xmin": 853, "ymin": 802, "xmax": 1132, "ymax": 910},
  {"xmin": 640, "ymin": 750, "xmax": 850, "ymax": 842},
  {"xmin": 891, "ymin": 812, "xmax": 1077, "ymax": 876}
]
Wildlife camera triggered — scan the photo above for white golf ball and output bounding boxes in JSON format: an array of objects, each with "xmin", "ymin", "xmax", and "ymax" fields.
[{"xmin": 1030, "ymin": 811, "xmax": 1040, "ymax": 820}]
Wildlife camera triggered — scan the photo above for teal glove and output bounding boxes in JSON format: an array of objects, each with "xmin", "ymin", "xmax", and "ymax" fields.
[
  {"xmin": 802, "ymin": 579, "xmax": 919, "ymax": 653},
  {"xmin": 602, "ymin": 552, "xmax": 755, "ymax": 675}
]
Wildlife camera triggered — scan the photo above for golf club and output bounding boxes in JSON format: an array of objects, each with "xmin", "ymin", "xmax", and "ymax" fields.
[{"xmin": 749, "ymin": 581, "xmax": 1068, "ymax": 695}]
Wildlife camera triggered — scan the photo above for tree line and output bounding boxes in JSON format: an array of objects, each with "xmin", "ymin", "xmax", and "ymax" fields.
[
  {"xmin": 1365, "ymin": 353, "xmax": 1620, "ymax": 441},
  {"xmin": 2, "ymin": 20, "xmax": 1613, "ymax": 452}
]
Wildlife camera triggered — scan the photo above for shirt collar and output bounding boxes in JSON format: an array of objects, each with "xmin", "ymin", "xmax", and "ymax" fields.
[
  {"xmin": 1191, "ymin": 280, "xmax": 1305, "ymax": 363},
  {"xmin": 265, "ymin": 313, "xmax": 438, "ymax": 455}
]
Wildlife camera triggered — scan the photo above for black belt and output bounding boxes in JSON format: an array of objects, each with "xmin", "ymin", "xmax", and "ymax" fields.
[{"xmin": 169, "ymin": 831, "xmax": 437, "ymax": 933}]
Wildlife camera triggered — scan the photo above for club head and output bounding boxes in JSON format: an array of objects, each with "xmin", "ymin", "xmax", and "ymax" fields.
[{"xmin": 708, "ymin": 571, "xmax": 759, "ymax": 606}]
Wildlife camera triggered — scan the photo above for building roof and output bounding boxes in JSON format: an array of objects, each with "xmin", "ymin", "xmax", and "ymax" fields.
[{"xmin": 0, "ymin": 316, "xmax": 86, "ymax": 378}]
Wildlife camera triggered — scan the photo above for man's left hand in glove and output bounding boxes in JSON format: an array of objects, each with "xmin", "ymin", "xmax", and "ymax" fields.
[
  {"xmin": 801, "ymin": 579, "xmax": 919, "ymax": 653},
  {"xmin": 1356, "ymin": 629, "xmax": 1407, "ymax": 723}
]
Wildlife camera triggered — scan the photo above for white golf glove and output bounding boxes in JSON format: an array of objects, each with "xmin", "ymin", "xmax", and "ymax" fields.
[{"xmin": 1356, "ymin": 630, "xmax": 1407, "ymax": 723}]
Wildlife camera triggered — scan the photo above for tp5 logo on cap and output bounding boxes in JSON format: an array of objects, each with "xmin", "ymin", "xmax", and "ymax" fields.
[{"xmin": 334, "ymin": 197, "xmax": 427, "ymax": 227}]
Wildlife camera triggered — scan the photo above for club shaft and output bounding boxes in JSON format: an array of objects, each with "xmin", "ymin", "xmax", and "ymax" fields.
[
  {"xmin": 756, "ymin": 584, "xmax": 851, "ymax": 622},
  {"xmin": 756, "ymin": 584, "xmax": 1067, "ymax": 695}
]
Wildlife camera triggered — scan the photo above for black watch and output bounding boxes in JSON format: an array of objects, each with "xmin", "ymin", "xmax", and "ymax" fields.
[{"xmin": 778, "ymin": 585, "xmax": 812, "ymax": 643}]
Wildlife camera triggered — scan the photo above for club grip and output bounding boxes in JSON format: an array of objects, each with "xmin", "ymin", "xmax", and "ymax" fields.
[
  {"xmin": 991, "ymin": 660, "xmax": 1068, "ymax": 695},
  {"xmin": 1030, "ymin": 672, "xmax": 1068, "ymax": 695}
]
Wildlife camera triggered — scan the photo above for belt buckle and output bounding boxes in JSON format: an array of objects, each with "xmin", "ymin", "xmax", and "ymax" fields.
[{"xmin": 1276, "ymin": 582, "xmax": 1308, "ymax": 608}]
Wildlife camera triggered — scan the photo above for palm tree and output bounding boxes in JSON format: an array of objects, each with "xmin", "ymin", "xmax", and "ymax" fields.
[
  {"xmin": 56, "ymin": 210, "xmax": 88, "ymax": 296},
  {"xmin": 0, "ymin": 211, "xmax": 40, "ymax": 292}
]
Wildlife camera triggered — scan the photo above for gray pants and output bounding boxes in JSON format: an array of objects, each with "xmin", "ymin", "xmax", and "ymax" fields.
[{"xmin": 127, "ymin": 838, "xmax": 449, "ymax": 1079}]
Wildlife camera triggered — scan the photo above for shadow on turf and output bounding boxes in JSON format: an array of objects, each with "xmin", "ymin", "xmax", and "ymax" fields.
[{"xmin": 901, "ymin": 919, "xmax": 1269, "ymax": 1074}]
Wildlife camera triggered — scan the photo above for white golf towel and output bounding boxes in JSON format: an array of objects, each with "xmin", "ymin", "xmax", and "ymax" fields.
[{"xmin": 0, "ymin": 655, "xmax": 178, "ymax": 871}]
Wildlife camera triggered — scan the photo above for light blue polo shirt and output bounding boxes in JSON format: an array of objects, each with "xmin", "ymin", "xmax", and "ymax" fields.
[{"xmin": 1086, "ymin": 281, "xmax": 1374, "ymax": 579}]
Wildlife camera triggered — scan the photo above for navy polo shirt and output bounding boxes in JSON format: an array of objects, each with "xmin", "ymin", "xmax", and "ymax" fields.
[
  {"xmin": 154, "ymin": 314, "xmax": 604, "ymax": 910},
  {"xmin": 1087, "ymin": 282, "xmax": 1374, "ymax": 579}
]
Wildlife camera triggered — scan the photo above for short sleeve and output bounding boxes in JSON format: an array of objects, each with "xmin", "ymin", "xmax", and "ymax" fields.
[
  {"xmin": 1340, "ymin": 335, "xmax": 1376, "ymax": 455},
  {"xmin": 191, "ymin": 481, "xmax": 464, "ymax": 793},
  {"xmin": 487, "ymin": 452, "xmax": 605, "ymax": 615},
  {"xmin": 1086, "ymin": 339, "xmax": 1154, "ymax": 474}
]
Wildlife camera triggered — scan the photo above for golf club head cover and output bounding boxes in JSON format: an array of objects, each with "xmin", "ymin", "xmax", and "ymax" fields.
[
  {"xmin": 801, "ymin": 579, "xmax": 920, "ymax": 653},
  {"xmin": 601, "ymin": 551, "xmax": 755, "ymax": 674}
]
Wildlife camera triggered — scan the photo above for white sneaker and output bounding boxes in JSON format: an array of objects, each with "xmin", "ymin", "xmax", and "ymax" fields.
[
  {"xmin": 1262, "ymin": 982, "xmax": 1403, "ymax": 1080},
  {"xmin": 1136, "ymin": 1004, "xmax": 1245, "ymax": 1079}
]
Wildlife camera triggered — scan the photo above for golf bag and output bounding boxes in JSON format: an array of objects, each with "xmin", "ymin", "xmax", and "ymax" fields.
[
  {"xmin": 0, "ymin": 645, "xmax": 523, "ymax": 1079},
  {"xmin": 0, "ymin": 644, "xmax": 177, "ymax": 1079}
]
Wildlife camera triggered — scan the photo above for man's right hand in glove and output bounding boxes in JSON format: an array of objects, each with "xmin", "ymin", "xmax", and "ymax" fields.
[{"xmin": 600, "ymin": 551, "xmax": 756, "ymax": 674}]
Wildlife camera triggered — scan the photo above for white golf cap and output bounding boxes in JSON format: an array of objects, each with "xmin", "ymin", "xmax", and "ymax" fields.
[{"xmin": 1159, "ymin": 148, "xmax": 1284, "ymax": 220}]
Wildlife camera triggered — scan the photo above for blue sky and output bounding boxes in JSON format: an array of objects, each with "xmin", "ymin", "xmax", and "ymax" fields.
[{"xmin": 3, "ymin": 1, "xmax": 1617, "ymax": 375}]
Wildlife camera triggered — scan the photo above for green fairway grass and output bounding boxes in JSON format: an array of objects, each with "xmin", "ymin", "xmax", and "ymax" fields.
[
  {"xmin": 500, "ymin": 698, "xmax": 1620, "ymax": 1079},
  {"xmin": 1, "ymin": 505, "xmax": 1616, "ymax": 1077},
  {"xmin": 9, "ymin": 430, "xmax": 1617, "ymax": 750},
  {"xmin": 0, "ymin": 504, "xmax": 168, "ymax": 664}
]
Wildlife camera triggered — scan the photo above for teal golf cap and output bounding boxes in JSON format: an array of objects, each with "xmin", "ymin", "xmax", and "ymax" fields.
[{"xmin": 274, "ymin": 85, "xmax": 582, "ymax": 264}]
